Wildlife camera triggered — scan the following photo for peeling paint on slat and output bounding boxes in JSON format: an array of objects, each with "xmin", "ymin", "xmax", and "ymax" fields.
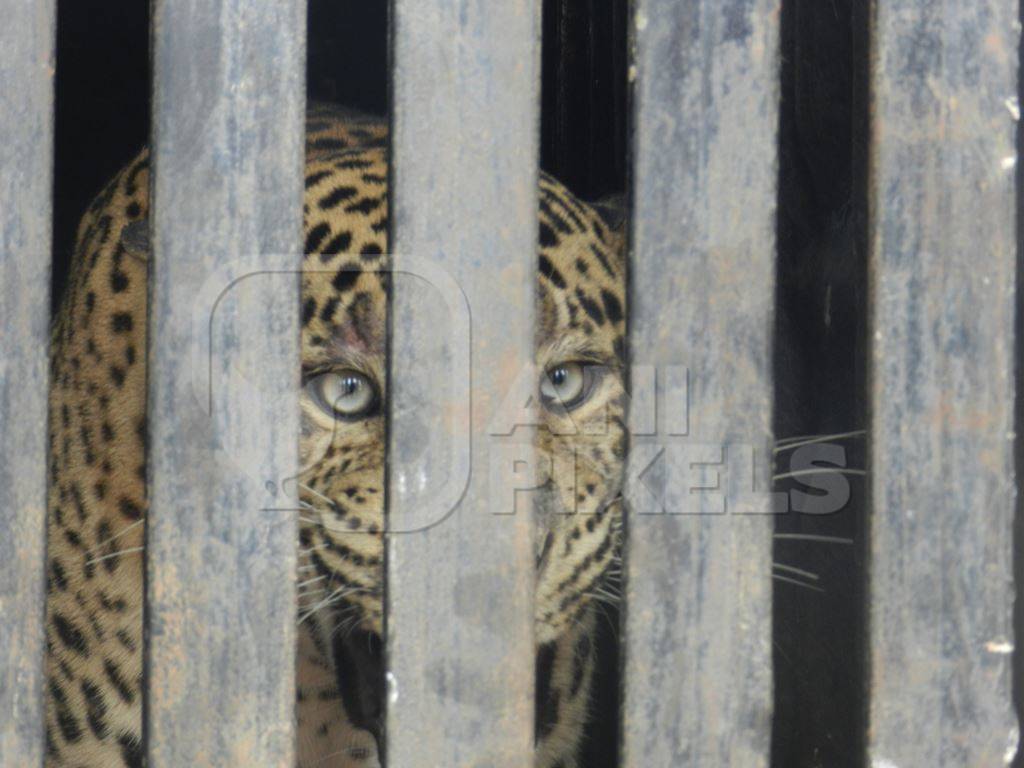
[
  {"xmin": 866, "ymin": 1, "xmax": 1019, "ymax": 764},
  {"xmin": 145, "ymin": 1, "xmax": 305, "ymax": 764},
  {"xmin": 385, "ymin": 0, "xmax": 541, "ymax": 765},
  {"xmin": 0, "ymin": 2, "xmax": 55, "ymax": 764},
  {"xmin": 622, "ymin": 1, "xmax": 780, "ymax": 765}
]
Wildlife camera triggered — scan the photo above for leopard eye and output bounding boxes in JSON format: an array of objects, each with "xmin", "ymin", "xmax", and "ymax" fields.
[
  {"xmin": 307, "ymin": 370, "xmax": 377, "ymax": 419},
  {"xmin": 540, "ymin": 362, "xmax": 589, "ymax": 409}
]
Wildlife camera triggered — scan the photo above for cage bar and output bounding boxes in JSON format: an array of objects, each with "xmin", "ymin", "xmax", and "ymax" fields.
[
  {"xmin": 622, "ymin": 1, "xmax": 780, "ymax": 765},
  {"xmin": 385, "ymin": 0, "xmax": 541, "ymax": 765},
  {"xmin": 0, "ymin": 2, "xmax": 55, "ymax": 764},
  {"xmin": 144, "ymin": 1, "xmax": 306, "ymax": 764},
  {"xmin": 866, "ymin": 2, "xmax": 1019, "ymax": 764}
]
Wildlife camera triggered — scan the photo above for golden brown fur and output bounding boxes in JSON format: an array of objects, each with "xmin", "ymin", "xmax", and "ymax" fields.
[{"xmin": 44, "ymin": 103, "xmax": 626, "ymax": 767}]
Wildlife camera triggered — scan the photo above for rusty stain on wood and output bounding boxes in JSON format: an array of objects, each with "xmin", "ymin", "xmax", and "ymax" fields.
[
  {"xmin": 385, "ymin": 0, "xmax": 541, "ymax": 764},
  {"xmin": 0, "ymin": 1, "xmax": 55, "ymax": 764},
  {"xmin": 622, "ymin": 1, "xmax": 780, "ymax": 765},
  {"xmin": 866, "ymin": 1, "xmax": 1019, "ymax": 764},
  {"xmin": 145, "ymin": 0, "xmax": 305, "ymax": 764}
]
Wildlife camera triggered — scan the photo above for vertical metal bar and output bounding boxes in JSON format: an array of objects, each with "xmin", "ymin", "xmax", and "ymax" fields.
[
  {"xmin": 0, "ymin": 2, "xmax": 55, "ymax": 764},
  {"xmin": 867, "ymin": 2, "xmax": 1018, "ymax": 764},
  {"xmin": 386, "ymin": 1, "xmax": 541, "ymax": 765},
  {"xmin": 622, "ymin": 1, "xmax": 780, "ymax": 765},
  {"xmin": 146, "ymin": 1, "xmax": 305, "ymax": 764}
]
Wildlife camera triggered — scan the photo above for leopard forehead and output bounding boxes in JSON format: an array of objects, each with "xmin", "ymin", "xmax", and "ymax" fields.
[{"xmin": 299, "ymin": 147, "xmax": 627, "ymax": 370}]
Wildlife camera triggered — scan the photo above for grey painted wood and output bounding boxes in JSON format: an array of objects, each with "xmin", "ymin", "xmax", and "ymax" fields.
[
  {"xmin": 0, "ymin": 3, "xmax": 55, "ymax": 764},
  {"xmin": 386, "ymin": 0, "xmax": 541, "ymax": 765},
  {"xmin": 145, "ymin": 2, "xmax": 305, "ymax": 764},
  {"xmin": 867, "ymin": 2, "xmax": 1018, "ymax": 764},
  {"xmin": 622, "ymin": 1, "xmax": 780, "ymax": 765}
]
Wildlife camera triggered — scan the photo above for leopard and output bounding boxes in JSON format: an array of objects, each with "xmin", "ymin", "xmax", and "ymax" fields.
[{"xmin": 43, "ymin": 102, "xmax": 627, "ymax": 768}]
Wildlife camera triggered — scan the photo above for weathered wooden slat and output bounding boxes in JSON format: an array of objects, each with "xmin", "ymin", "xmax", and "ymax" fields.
[
  {"xmin": 866, "ymin": 2, "xmax": 1018, "ymax": 764},
  {"xmin": 622, "ymin": 1, "xmax": 780, "ymax": 765},
  {"xmin": 145, "ymin": 2, "xmax": 305, "ymax": 764},
  {"xmin": 0, "ymin": 3, "xmax": 55, "ymax": 764},
  {"xmin": 386, "ymin": 1, "xmax": 541, "ymax": 765}
]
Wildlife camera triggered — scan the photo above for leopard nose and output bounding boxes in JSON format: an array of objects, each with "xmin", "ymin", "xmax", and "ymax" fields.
[{"xmin": 333, "ymin": 629, "xmax": 384, "ymax": 750}]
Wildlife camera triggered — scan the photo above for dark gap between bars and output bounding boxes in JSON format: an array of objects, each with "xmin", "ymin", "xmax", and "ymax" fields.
[{"xmin": 772, "ymin": 0, "xmax": 870, "ymax": 765}]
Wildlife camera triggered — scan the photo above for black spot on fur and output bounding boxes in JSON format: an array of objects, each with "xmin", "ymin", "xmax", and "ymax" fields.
[
  {"xmin": 305, "ymin": 170, "xmax": 332, "ymax": 188},
  {"xmin": 135, "ymin": 417, "xmax": 147, "ymax": 449},
  {"xmin": 54, "ymin": 693, "xmax": 83, "ymax": 743},
  {"xmin": 576, "ymin": 289, "xmax": 605, "ymax": 325},
  {"xmin": 589, "ymin": 244, "xmax": 615, "ymax": 277},
  {"xmin": 119, "ymin": 732, "xmax": 144, "ymax": 768},
  {"xmin": 322, "ymin": 230, "xmax": 353, "ymax": 258},
  {"xmin": 111, "ymin": 312, "xmax": 133, "ymax": 333},
  {"xmin": 332, "ymin": 264, "xmax": 360, "ymax": 292},
  {"xmin": 81, "ymin": 679, "xmax": 109, "ymax": 739},
  {"xmin": 110, "ymin": 269, "xmax": 129, "ymax": 293},
  {"xmin": 601, "ymin": 289, "xmax": 623, "ymax": 323},
  {"xmin": 51, "ymin": 559, "xmax": 68, "ymax": 591},
  {"xmin": 319, "ymin": 185, "xmax": 358, "ymax": 210},
  {"xmin": 345, "ymin": 195, "xmax": 383, "ymax": 215},
  {"xmin": 63, "ymin": 528, "xmax": 83, "ymax": 550},
  {"xmin": 116, "ymin": 629, "xmax": 136, "ymax": 652},
  {"xmin": 540, "ymin": 197, "xmax": 575, "ymax": 235},
  {"xmin": 305, "ymin": 222, "xmax": 331, "ymax": 254},
  {"xmin": 539, "ymin": 221, "xmax": 560, "ymax": 248},
  {"xmin": 118, "ymin": 497, "xmax": 144, "ymax": 521},
  {"xmin": 312, "ymin": 136, "xmax": 349, "ymax": 152},
  {"xmin": 104, "ymin": 659, "xmax": 135, "ymax": 704},
  {"xmin": 302, "ymin": 297, "xmax": 317, "ymax": 326},
  {"xmin": 320, "ymin": 297, "xmax": 340, "ymax": 323},
  {"xmin": 360, "ymin": 242, "xmax": 382, "ymax": 260},
  {"xmin": 539, "ymin": 255, "xmax": 567, "ymax": 289},
  {"xmin": 45, "ymin": 724, "xmax": 58, "ymax": 759},
  {"xmin": 124, "ymin": 158, "xmax": 149, "ymax": 195},
  {"xmin": 613, "ymin": 335, "xmax": 626, "ymax": 364},
  {"xmin": 333, "ymin": 157, "xmax": 374, "ymax": 171},
  {"xmin": 53, "ymin": 613, "xmax": 88, "ymax": 656},
  {"xmin": 70, "ymin": 484, "xmax": 87, "ymax": 524}
]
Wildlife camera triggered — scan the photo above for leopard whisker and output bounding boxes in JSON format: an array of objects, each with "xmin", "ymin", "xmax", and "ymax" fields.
[
  {"xmin": 773, "ymin": 429, "xmax": 865, "ymax": 451},
  {"xmin": 298, "ymin": 583, "xmax": 374, "ymax": 626},
  {"xmin": 297, "ymin": 482, "xmax": 336, "ymax": 508},
  {"xmin": 773, "ymin": 562, "xmax": 820, "ymax": 581},
  {"xmin": 773, "ymin": 467, "xmax": 866, "ymax": 481},
  {"xmin": 772, "ymin": 572, "xmax": 825, "ymax": 593},
  {"xmin": 587, "ymin": 594, "xmax": 620, "ymax": 636},
  {"xmin": 84, "ymin": 546, "xmax": 145, "ymax": 566},
  {"xmin": 774, "ymin": 533, "xmax": 853, "ymax": 545},
  {"xmin": 85, "ymin": 518, "xmax": 144, "ymax": 554}
]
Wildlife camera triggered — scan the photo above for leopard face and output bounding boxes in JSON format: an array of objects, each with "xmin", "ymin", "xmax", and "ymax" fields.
[
  {"xmin": 296, "ymin": 142, "xmax": 627, "ymax": 649},
  {"xmin": 44, "ymin": 104, "xmax": 625, "ymax": 768}
]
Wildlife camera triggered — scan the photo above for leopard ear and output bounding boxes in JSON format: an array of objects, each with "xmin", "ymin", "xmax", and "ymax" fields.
[{"xmin": 589, "ymin": 193, "xmax": 628, "ymax": 234}]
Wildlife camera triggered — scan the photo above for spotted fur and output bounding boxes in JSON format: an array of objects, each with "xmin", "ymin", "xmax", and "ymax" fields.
[{"xmin": 44, "ymin": 103, "xmax": 626, "ymax": 768}]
